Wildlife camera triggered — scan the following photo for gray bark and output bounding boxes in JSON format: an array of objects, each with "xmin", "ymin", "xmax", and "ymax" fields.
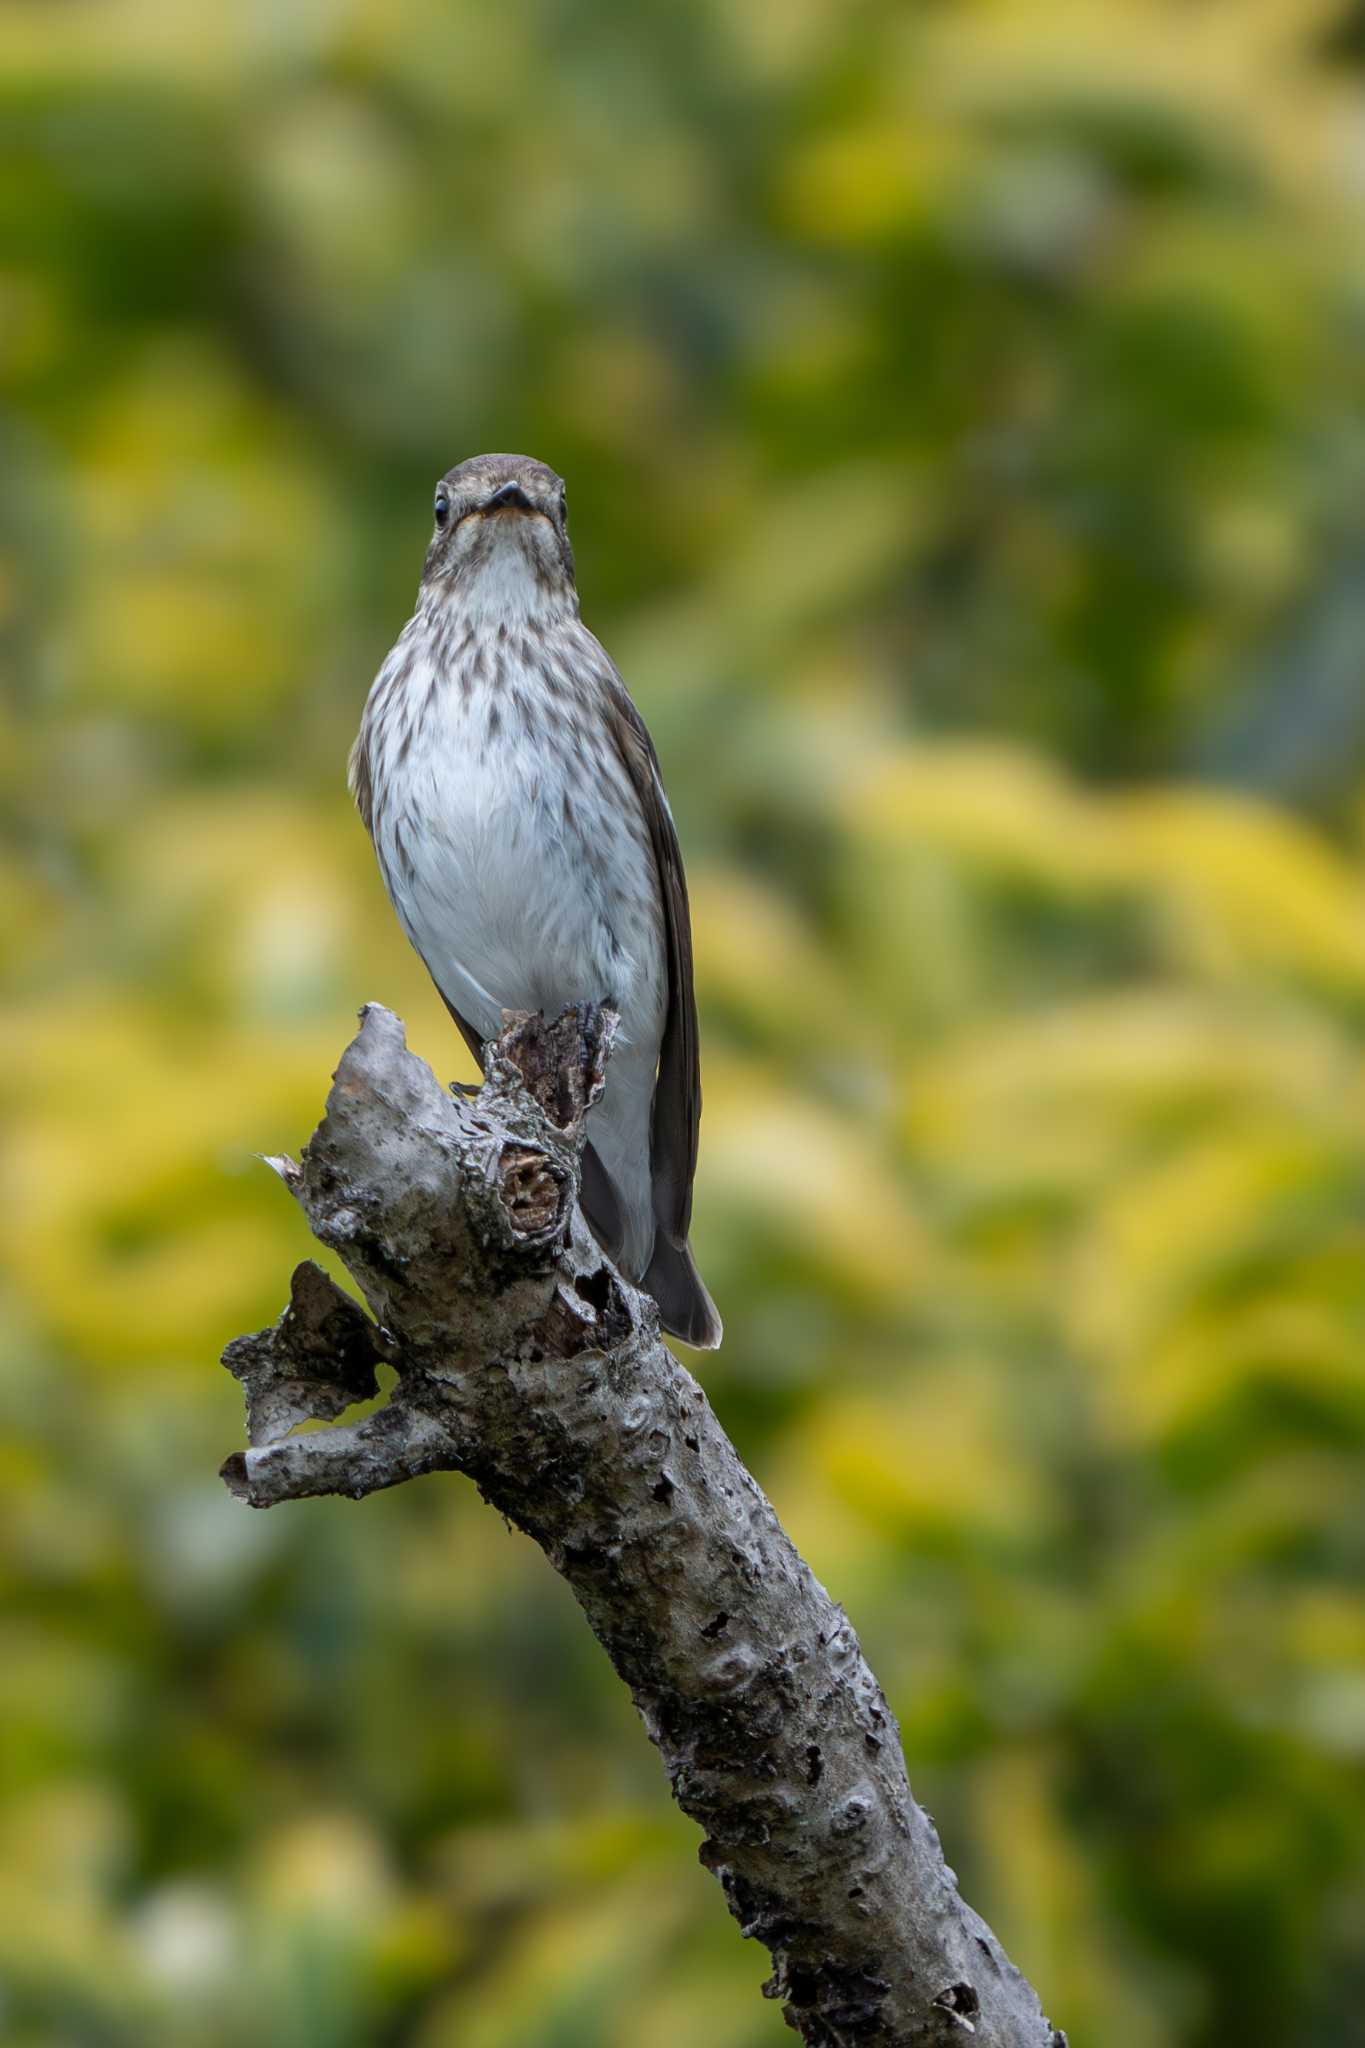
[{"xmin": 219, "ymin": 1003, "xmax": 1066, "ymax": 2048}]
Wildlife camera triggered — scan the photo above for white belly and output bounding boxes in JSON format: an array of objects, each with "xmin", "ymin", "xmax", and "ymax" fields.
[{"xmin": 365, "ymin": 635, "xmax": 666, "ymax": 1273}]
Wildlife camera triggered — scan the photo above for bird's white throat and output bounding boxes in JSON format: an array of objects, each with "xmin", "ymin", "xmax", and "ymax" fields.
[{"xmin": 426, "ymin": 525, "xmax": 577, "ymax": 634}]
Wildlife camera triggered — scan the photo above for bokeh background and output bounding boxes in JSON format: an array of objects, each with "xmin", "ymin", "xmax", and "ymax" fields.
[{"xmin": 4, "ymin": 1, "xmax": 1365, "ymax": 2042}]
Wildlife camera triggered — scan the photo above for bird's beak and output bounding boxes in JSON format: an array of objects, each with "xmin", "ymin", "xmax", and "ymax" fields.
[{"xmin": 482, "ymin": 482, "xmax": 535, "ymax": 513}]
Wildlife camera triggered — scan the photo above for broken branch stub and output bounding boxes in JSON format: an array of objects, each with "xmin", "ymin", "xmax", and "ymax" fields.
[
  {"xmin": 221, "ymin": 1259, "xmax": 390, "ymax": 1447},
  {"xmin": 218, "ymin": 1003, "xmax": 1066, "ymax": 2048}
]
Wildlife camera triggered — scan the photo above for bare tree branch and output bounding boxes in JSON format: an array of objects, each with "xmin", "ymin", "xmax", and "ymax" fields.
[{"xmin": 219, "ymin": 1003, "xmax": 1067, "ymax": 2048}]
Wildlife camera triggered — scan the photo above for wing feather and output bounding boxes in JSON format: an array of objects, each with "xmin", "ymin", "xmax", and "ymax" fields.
[{"xmin": 601, "ymin": 677, "xmax": 700, "ymax": 1247}]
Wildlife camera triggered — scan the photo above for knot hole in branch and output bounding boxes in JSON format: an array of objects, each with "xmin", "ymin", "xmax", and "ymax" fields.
[
  {"xmin": 932, "ymin": 1982, "xmax": 981, "ymax": 2032},
  {"xmin": 497, "ymin": 1146, "xmax": 569, "ymax": 1239}
]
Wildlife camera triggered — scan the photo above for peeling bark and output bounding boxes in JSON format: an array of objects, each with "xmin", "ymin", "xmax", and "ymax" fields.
[{"xmin": 219, "ymin": 1003, "xmax": 1066, "ymax": 2048}]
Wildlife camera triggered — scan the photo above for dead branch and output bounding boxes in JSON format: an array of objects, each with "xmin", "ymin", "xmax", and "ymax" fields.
[{"xmin": 219, "ymin": 1003, "xmax": 1066, "ymax": 2048}]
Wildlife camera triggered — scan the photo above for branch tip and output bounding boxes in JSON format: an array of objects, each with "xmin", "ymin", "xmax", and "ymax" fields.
[{"xmin": 488, "ymin": 1002, "xmax": 619, "ymax": 1133}]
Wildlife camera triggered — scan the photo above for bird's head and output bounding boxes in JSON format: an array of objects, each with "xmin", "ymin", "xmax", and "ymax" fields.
[{"xmin": 420, "ymin": 453, "xmax": 577, "ymax": 624}]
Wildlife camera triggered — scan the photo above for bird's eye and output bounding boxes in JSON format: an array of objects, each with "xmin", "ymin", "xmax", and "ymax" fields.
[
  {"xmin": 558, "ymin": 488, "xmax": 567, "ymax": 521},
  {"xmin": 434, "ymin": 490, "xmax": 450, "ymax": 528}
]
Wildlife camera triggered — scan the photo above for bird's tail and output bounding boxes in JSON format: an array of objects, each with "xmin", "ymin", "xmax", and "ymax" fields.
[
  {"xmin": 580, "ymin": 1139, "xmax": 722, "ymax": 1350},
  {"xmin": 643, "ymin": 1233, "xmax": 723, "ymax": 1351}
]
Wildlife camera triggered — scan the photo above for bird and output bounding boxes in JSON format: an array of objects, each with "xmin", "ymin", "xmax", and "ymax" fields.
[{"xmin": 349, "ymin": 452, "xmax": 722, "ymax": 1350}]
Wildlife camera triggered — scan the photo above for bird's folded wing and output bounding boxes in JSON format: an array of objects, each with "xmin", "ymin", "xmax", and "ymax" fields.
[{"xmin": 602, "ymin": 675, "xmax": 700, "ymax": 1247}]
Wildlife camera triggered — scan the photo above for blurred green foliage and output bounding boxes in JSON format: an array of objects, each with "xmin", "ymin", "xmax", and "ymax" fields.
[{"xmin": 4, "ymin": 1, "xmax": 1365, "ymax": 2042}]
